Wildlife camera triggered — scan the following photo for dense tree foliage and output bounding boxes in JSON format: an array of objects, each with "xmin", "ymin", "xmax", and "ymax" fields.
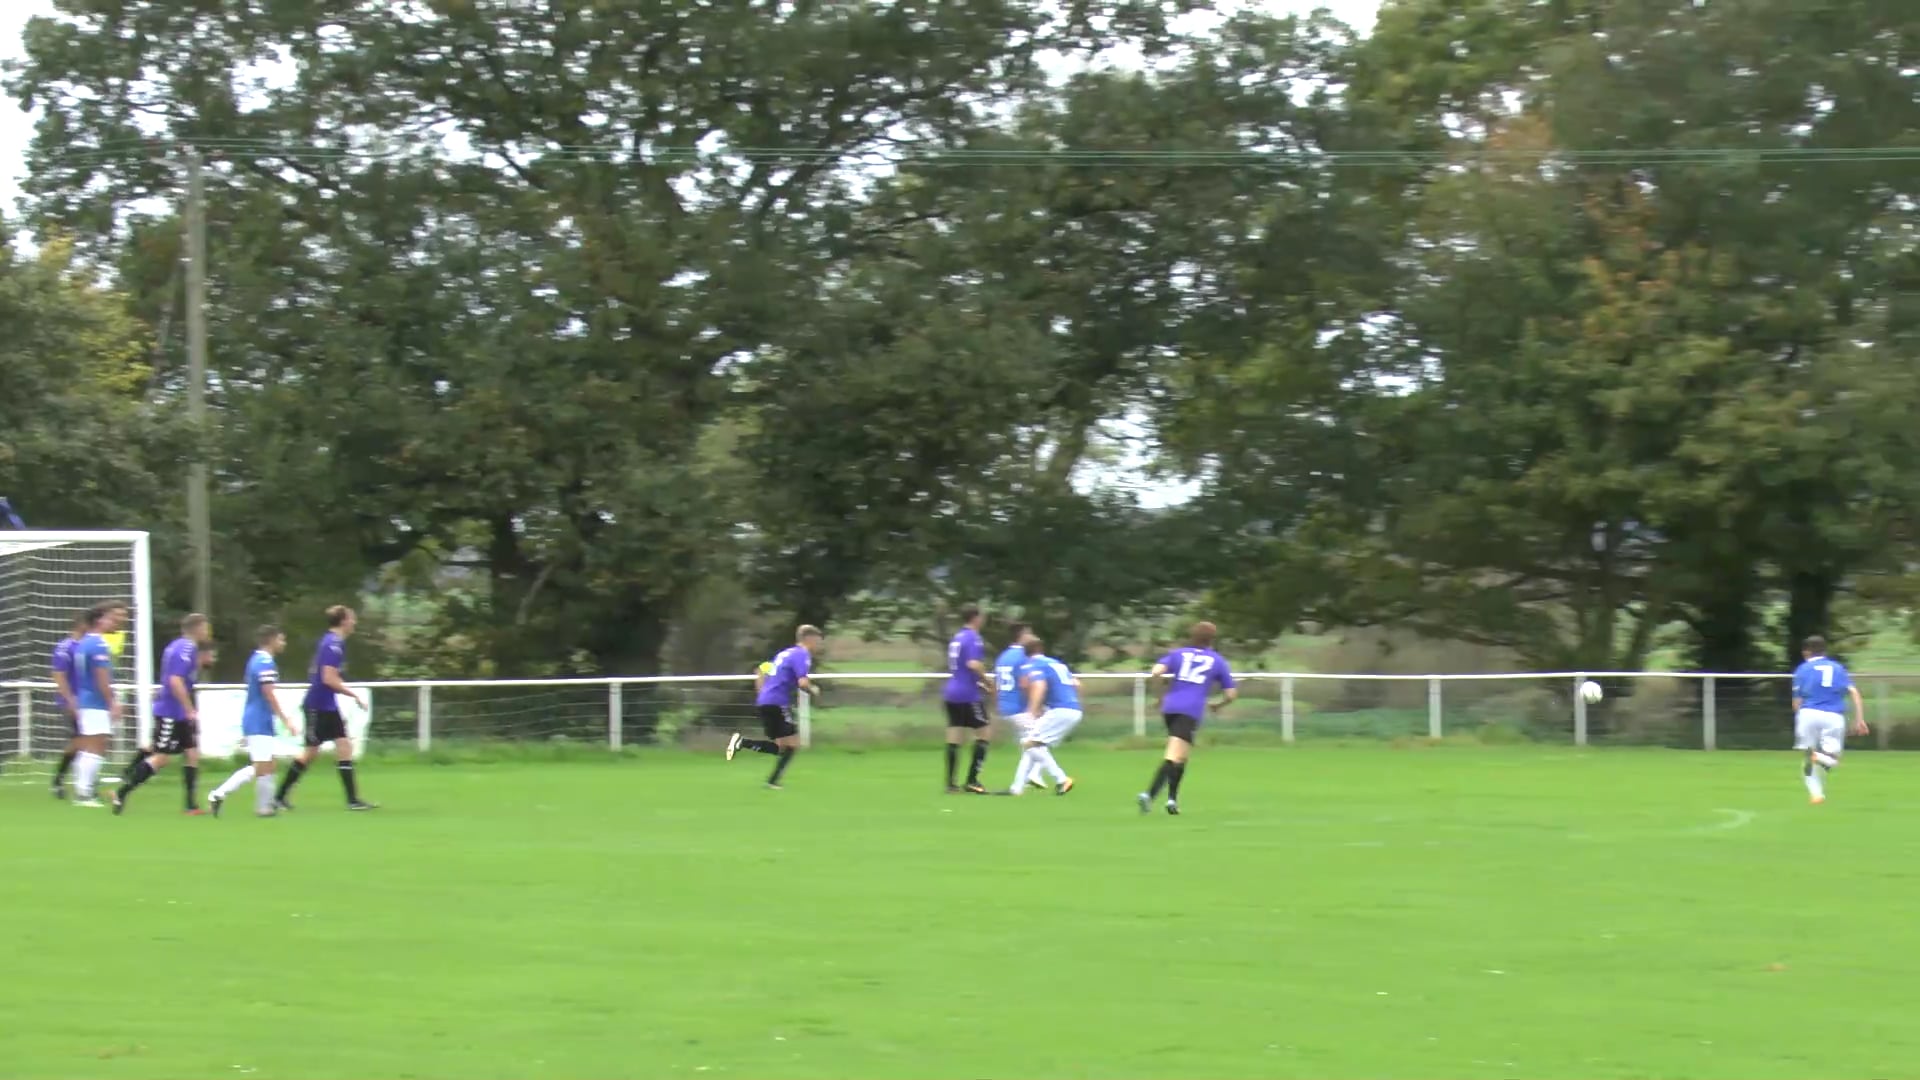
[{"xmin": 7, "ymin": 0, "xmax": 1917, "ymax": 675}]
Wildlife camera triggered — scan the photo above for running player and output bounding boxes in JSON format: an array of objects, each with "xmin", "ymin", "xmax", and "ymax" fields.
[
  {"xmin": 48, "ymin": 613, "xmax": 87, "ymax": 798},
  {"xmin": 993, "ymin": 622, "xmax": 1044, "ymax": 790},
  {"xmin": 1792, "ymin": 636, "xmax": 1869, "ymax": 805},
  {"xmin": 69, "ymin": 601, "xmax": 127, "ymax": 807},
  {"xmin": 725, "ymin": 625, "xmax": 822, "ymax": 789},
  {"xmin": 1008, "ymin": 638, "xmax": 1078, "ymax": 796},
  {"xmin": 1139, "ymin": 621, "xmax": 1237, "ymax": 816},
  {"xmin": 275, "ymin": 605, "xmax": 374, "ymax": 811},
  {"xmin": 113, "ymin": 613, "xmax": 212, "ymax": 815},
  {"xmin": 942, "ymin": 605, "xmax": 992, "ymax": 793},
  {"xmin": 208, "ymin": 625, "xmax": 301, "ymax": 817}
]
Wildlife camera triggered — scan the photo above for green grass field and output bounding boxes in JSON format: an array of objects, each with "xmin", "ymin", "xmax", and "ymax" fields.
[{"xmin": 4, "ymin": 746, "xmax": 1917, "ymax": 1079}]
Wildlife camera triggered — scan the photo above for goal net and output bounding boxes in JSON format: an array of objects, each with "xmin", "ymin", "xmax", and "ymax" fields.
[{"xmin": 0, "ymin": 531, "xmax": 154, "ymax": 776}]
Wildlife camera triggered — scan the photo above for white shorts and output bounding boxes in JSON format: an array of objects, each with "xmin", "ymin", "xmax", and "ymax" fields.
[
  {"xmin": 1002, "ymin": 711, "xmax": 1034, "ymax": 736},
  {"xmin": 76, "ymin": 708, "xmax": 111, "ymax": 737},
  {"xmin": 245, "ymin": 735, "xmax": 279, "ymax": 763},
  {"xmin": 1795, "ymin": 708, "xmax": 1846, "ymax": 756},
  {"xmin": 1028, "ymin": 708, "xmax": 1083, "ymax": 747}
]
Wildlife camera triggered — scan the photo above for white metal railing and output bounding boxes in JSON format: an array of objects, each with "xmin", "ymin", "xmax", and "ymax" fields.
[{"xmin": 7, "ymin": 668, "xmax": 1900, "ymax": 756}]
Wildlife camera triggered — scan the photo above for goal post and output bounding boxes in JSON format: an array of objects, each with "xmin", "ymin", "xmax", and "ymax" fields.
[{"xmin": 0, "ymin": 530, "xmax": 155, "ymax": 774}]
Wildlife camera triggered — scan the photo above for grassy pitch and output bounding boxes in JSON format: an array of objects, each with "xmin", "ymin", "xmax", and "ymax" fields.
[{"xmin": 3, "ymin": 746, "xmax": 1916, "ymax": 1079}]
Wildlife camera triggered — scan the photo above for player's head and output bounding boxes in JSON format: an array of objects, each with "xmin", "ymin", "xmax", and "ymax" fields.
[
  {"xmin": 257, "ymin": 624, "xmax": 286, "ymax": 655},
  {"xmin": 960, "ymin": 604, "xmax": 983, "ymax": 630},
  {"xmin": 182, "ymin": 612, "xmax": 211, "ymax": 645},
  {"xmin": 1006, "ymin": 621, "xmax": 1034, "ymax": 647},
  {"xmin": 326, "ymin": 605, "xmax": 357, "ymax": 637},
  {"xmin": 796, "ymin": 624, "xmax": 824, "ymax": 652},
  {"xmin": 1803, "ymin": 635, "xmax": 1828, "ymax": 660},
  {"xmin": 1189, "ymin": 620, "xmax": 1218, "ymax": 649},
  {"xmin": 89, "ymin": 600, "xmax": 128, "ymax": 632},
  {"xmin": 1024, "ymin": 638, "xmax": 1045, "ymax": 658}
]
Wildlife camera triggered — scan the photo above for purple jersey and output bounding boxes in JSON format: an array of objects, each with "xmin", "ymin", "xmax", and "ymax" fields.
[
  {"xmin": 943, "ymin": 627, "xmax": 986, "ymax": 704},
  {"xmin": 1158, "ymin": 647, "xmax": 1234, "ymax": 721},
  {"xmin": 757, "ymin": 645, "xmax": 811, "ymax": 707},
  {"xmin": 153, "ymin": 636, "xmax": 200, "ymax": 720},
  {"xmin": 51, "ymin": 638, "xmax": 79, "ymax": 707},
  {"xmin": 304, "ymin": 632, "xmax": 346, "ymax": 710}
]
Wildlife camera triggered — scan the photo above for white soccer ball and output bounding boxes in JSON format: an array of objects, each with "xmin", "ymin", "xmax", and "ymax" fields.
[{"xmin": 1579, "ymin": 680, "xmax": 1604, "ymax": 705}]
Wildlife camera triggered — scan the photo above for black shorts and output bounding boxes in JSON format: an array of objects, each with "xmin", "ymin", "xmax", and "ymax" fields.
[
  {"xmin": 152, "ymin": 715, "xmax": 198, "ymax": 755},
  {"xmin": 1164, "ymin": 713, "xmax": 1201, "ymax": 744},
  {"xmin": 304, "ymin": 708, "xmax": 348, "ymax": 746},
  {"xmin": 759, "ymin": 704, "xmax": 798, "ymax": 741},
  {"xmin": 944, "ymin": 701, "xmax": 988, "ymax": 730}
]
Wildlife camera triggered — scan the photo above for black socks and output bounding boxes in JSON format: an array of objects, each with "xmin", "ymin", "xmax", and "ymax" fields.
[
  {"xmin": 966, "ymin": 741, "xmax": 988, "ymax": 785},
  {"xmin": 338, "ymin": 760, "xmax": 360, "ymax": 803},
  {"xmin": 277, "ymin": 759, "xmax": 308, "ymax": 800},
  {"xmin": 945, "ymin": 743, "xmax": 960, "ymax": 786},
  {"xmin": 769, "ymin": 748, "xmax": 796, "ymax": 785}
]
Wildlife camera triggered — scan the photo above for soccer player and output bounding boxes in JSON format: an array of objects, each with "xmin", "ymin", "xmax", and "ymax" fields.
[
  {"xmin": 942, "ymin": 605, "xmax": 993, "ymax": 793},
  {"xmin": 1139, "ymin": 621, "xmax": 1237, "ymax": 816},
  {"xmin": 48, "ymin": 613, "xmax": 87, "ymax": 798},
  {"xmin": 69, "ymin": 601, "xmax": 128, "ymax": 807},
  {"xmin": 113, "ymin": 613, "xmax": 213, "ymax": 815},
  {"xmin": 725, "ymin": 625, "xmax": 822, "ymax": 789},
  {"xmin": 1792, "ymin": 635, "xmax": 1869, "ymax": 805},
  {"xmin": 275, "ymin": 605, "xmax": 374, "ymax": 811},
  {"xmin": 208, "ymin": 625, "xmax": 301, "ymax": 818},
  {"xmin": 993, "ymin": 622, "xmax": 1045, "ymax": 790},
  {"xmin": 1008, "ymin": 638, "xmax": 1078, "ymax": 796}
]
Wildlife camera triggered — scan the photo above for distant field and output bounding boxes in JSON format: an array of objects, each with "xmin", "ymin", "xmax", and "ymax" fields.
[{"xmin": 5, "ymin": 747, "xmax": 1919, "ymax": 1079}]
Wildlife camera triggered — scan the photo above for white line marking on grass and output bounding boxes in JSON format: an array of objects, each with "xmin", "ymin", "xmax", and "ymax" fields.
[{"xmin": 1686, "ymin": 808, "xmax": 1755, "ymax": 834}]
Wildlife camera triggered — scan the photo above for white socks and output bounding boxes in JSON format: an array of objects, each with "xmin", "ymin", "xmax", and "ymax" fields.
[
  {"xmin": 256, "ymin": 775, "xmax": 275, "ymax": 815},
  {"xmin": 73, "ymin": 751, "xmax": 103, "ymax": 796},
  {"xmin": 1031, "ymin": 746, "xmax": 1068, "ymax": 783},
  {"xmin": 1806, "ymin": 768, "xmax": 1826, "ymax": 799},
  {"xmin": 1010, "ymin": 749, "xmax": 1037, "ymax": 794},
  {"xmin": 211, "ymin": 766, "xmax": 254, "ymax": 801}
]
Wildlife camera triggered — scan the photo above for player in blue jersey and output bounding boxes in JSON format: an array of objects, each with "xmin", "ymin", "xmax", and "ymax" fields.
[
  {"xmin": 1791, "ymin": 636, "xmax": 1869, "ymax": 805},
  {"xmin": 726, "ymin": 625, "xmax": 822, "ymax": 789},
  {"xmin": 208, "ymin": 626, "xmax": 301, "ymax": 817},
  {"xmin": 993, "ymin": 623, "xmax": 1046, "ymax": 790},
  {"xmin": 942, "ymin": 605, "xmax": 993, "ymax": 793},
  {"xmin": 69, "ymin": 600, "xmax": 128, "ymax": 806},
  {"xmin": 276, "ymin": 605, "xmax": 373, "ymax": 811},
  {"xmin": 1139, "ymin": 621, "xmax": 1238, "ymax": 816},
  {"xmin": 48, "ymin": 613, "xmax": 88, "ymax": 798},
  {"xmin": 1007, "ymin": 639, "xmax": 1079, "ymax": 796},
  {"xmin": 113, "ymin": 613, "xmax": 212, "ymax": 815}
]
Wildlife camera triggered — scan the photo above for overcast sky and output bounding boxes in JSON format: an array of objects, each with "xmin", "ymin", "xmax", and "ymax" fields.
[{"xmin": 0, "ymin": 0, "xmax": 1382, "ymax": 214}]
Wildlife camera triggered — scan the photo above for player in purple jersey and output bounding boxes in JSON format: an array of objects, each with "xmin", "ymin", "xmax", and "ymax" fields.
[
  {"xmin": 274, "ymin": 605, "xmax": 373, "ymax": 810},
  {"xmin": 48, "ymin": 613, "xmax": 88, "ymax": 798},
  {"xmin": 726, "ymin": 625, "xmax": 822, "ymax": 789},
  {"xmin": 1139, "ymin": 621, "xmax": 1237, "ymax": 816},
  {"xmin": 113, "ymin": 614, "xmax": 213, "ymax": 815},
  {"xmin": 942, "ymin": 605, "xmax": 993, "ymax": 794}
]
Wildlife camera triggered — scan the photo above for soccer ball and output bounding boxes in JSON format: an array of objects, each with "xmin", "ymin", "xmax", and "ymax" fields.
[{"xmin": 1579, "ymin": 680, "xmax": 1604, "ymax": 705}]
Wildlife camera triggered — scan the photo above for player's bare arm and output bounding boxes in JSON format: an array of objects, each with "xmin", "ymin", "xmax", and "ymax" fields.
[
  {"xmin": 322, "ymin": 664, "xmax": 362, "ymax": 707},
  {"xmin": 168, "ymin": 671, "xmax": 197, "ymax": 722},
  {"xmin": 1849, "ymin": 684, "xmax": 1869, "ymax": 736},
  {"xmin": 97, "ymin": 662, "xmax": 120, "ymax": 722},
  {"xmin": 1211, "ymin": 686, "xmax": 1239, "ymax": 713}
]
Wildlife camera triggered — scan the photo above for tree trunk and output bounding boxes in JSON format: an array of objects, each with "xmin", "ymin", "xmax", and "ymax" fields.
[{"xmin": 1784, "ymin": 569, "xmax": 1836, "ymax": 670}]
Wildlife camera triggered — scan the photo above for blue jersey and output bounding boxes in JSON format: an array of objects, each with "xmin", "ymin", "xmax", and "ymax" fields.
[
  {"xmin": 1028, "ymin": 655, "xmax": 1081, "ymax": 711},
  {"xmin": 1794, "ymin": 656, "xmax": 1852, "ymax": 714},
  {"xmin": 74, "ymin": 632, "xmax": 113, "ymax": 711},
  {"xmin": 51, "ymin": 638, "xmax": 79, "ymax": 705},
  {"xmin": 994, "ymin": 645, "xmax": 1029, "ymax": 715},
  {"xmin": 242, "ymin": 649, "xmax": 281, "ymax": 737}
]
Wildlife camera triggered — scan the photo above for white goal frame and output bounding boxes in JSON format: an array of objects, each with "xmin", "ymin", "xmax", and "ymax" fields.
[{"xmin": 1, "ymin": 530, "xmax": 155, "ymax": 761}]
